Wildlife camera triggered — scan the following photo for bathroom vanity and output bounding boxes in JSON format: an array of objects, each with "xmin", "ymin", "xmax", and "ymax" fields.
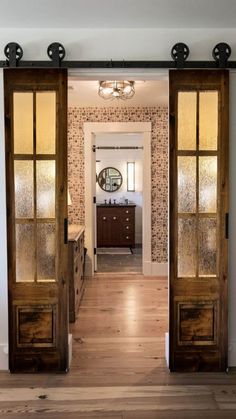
[{"xmin": 97, "ymin": 204, "xmax": 136, "ymax": 248}]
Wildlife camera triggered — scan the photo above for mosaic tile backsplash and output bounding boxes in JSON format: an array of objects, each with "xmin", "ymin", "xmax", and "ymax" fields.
[{"xmin": 68, "ymin": 106, "xmax": 168, "ymax": 263}]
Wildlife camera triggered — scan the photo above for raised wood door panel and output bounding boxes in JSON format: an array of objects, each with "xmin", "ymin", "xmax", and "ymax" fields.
[
  {"xmin": 169, "ymin": 70, "xmax": 229, "ymax": 372},
  {"xmin": 4, "ymin": 69, "xmax": 68, "ymax": 372}
]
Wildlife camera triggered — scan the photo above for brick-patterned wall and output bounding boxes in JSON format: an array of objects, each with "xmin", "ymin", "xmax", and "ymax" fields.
[{"xmin": 68, "ymin": 106, "xmax": 168, "ymax": 263}]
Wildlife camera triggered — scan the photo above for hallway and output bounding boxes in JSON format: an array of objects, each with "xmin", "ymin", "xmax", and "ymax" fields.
[
  {"xmin": 1, "ymin": 275, "xmax": 236, "ymax": 418},
  {"xmin": 70, "ymin": 274, "xmax": 168, "ymax": 385}
]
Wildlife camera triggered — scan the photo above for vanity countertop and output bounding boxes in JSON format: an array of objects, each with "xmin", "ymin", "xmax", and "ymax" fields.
[
  {"xmin": 96, "ymin": 203, "xmax": 136, "ymax": 207},
  {"xmin": 68, "ymin": 224, "xmax": 85, "ymax": 242}
]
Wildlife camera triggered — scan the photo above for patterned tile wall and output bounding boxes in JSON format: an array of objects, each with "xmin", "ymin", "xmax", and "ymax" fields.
[{"xmin": 68, "ymin": 106, "xmax": 168, "ymax": 263}]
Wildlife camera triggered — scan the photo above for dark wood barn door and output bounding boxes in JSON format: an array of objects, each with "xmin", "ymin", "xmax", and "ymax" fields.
[
  {"xmin": 169, "ymin": 70, "xmax": 229, "ymax": 371},
  {"xmin": 4, "ymin": 69, "xmax": 68, "ymax": 372}
]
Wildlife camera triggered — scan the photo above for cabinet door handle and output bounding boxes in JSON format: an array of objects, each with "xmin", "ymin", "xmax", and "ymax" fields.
[
  {"xmin": 225, "ymin": 213, "xmax": 229, "ymax": 239},
  {"xmin": 113, "ymin": 216, "xmax": 117, "ymax": 220},
  {"xmin": 126, "ymin": 226, "xmax": 129, "ymax": 230},
  {"xmin": 126, "ymin": 236, "xmax": 130, "ymax": 239},
  {"xmin": 125, "ymin": 210, "xmax": 129, "ymax": 214},
  {"xmin": 64, "ymin": 218, "xmax": 68, "ymax": 244},
  {"xmin": 102, "ymin": 216, "xmax": 107, "ymax": 220},
  {"xmin": 126, "ymin": 218, "xmax": 129, "ymax": 221}
]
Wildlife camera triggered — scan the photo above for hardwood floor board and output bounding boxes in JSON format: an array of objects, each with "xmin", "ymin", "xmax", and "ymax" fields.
[
  {"xmin": 0, "ymin": 395, "xmax": 218, "ymax": 414},
  {"xmin": 71, "ymin": 345, "xmax": 165, "ymax": 357},
  {"xmin": 124, "ymin": 411, "xmax": 236, "ymax": 419},
  {"xmin": 70, "ymin": 358, "xmax": 166, "ymax": 369},
  {"xmin": 1, "ymin": 415, "xmax": 123, "ymax": 419}
]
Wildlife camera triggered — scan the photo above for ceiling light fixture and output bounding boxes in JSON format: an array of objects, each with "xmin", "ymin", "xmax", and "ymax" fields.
[{"xmin": 98, "ymin": 80, "xmax": 135, "ymax": 100}]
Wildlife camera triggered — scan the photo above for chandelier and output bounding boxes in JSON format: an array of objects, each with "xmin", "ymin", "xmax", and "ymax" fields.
[{"xmin": 98, "ymin": 80, "xmax": 135, "ymax": 100}]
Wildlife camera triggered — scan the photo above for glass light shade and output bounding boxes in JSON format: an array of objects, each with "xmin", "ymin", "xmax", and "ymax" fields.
[
  {"xmin": 68, "ymin": 190, "xmax": 72, "ymax": 206},
  {"xmin": 127, "ymin": 162, "xmax": 135, "ymax": 192},
  {"xmin": 98, "ymin": 81, "xmax": 135, "ymax": 100}
]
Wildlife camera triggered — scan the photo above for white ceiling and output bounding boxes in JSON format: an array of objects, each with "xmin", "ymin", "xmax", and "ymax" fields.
[
  {"xmin": 1, "ymin": 0, "xmax": 236, "ymax": 28},
  {"xmin": 68, "ymin": 80, "xmax": 168, "ymax": 107}
]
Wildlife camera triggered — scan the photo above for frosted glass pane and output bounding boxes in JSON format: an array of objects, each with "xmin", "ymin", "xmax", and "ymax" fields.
[
  {"xmin": 37, "ymin": 223, "xmax": 55, "ymax": 281},
  {"xmin": 14, "ymin": 161, "xmax": 34, "ymax": 218},
  {"xmin": 178, "ymin": 217, "xmax": 196, "ymax": 277},
  {"xmin": 178, "ymin": 157, "xmax": 196, "ymax": 212},
  {"xmin": 199, "ymin": 218, "xmax": 217, "ymax": 276},
  {"xmin": 16, "ymin": 223, "xmax": 34, "ymax": 282},
  {"xmin": 36, "ymin": 92, "xmax": 56, "ymax": 154},
  {"xmin": 199, "ymin": 91, "xmax": 218, "ymax": 150},
  {"xmin": 199, "ymin": 157, "xmax": 217, "ymax": 213},
  {"xmin": 178, "ymin": 92, "xmax": 197, "ymax": 150},
  {"xmin": 13, "ymin": 93, "xmax": 33, "ymax": 154},
  {"xmin": 37, "ymin": 161, "xmax": 55, "ymax": 218}
]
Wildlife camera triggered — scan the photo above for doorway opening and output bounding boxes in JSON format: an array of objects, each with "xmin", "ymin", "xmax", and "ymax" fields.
[
  {"xmin": 95, "ymin": 132, "xmax": 144, "ymax": 274},
  {"xmin": 68, "ymin": 76, "xmax": 168, "ymax": 278},
  {"xmin": 67, "ymin": 75, "xmax": 169, "ymax": 373}
]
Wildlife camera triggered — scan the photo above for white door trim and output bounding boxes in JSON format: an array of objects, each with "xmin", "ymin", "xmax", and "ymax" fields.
[{"xmin": 84, "ymin": 122, "xmax": 152, "ymax": 276}]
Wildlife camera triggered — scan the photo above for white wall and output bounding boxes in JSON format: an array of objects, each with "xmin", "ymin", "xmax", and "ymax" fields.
[
  {"xmin": 0, "ymin": 69, "xmax": 9, "ymax": 370},
  {"xmin": 1, "ymin": 28, "xmax": 236, "ymax": 61},
  {"xmin": 229, "ymin": 71, "xmax": 236, "ymax": 366},
  {"xmin": 96, "ymin": 134, "xmax": 143, "ymax": 244},
  {"xmin": 1, "ymin": 27, "xmax": 236, "ymax": 368}
]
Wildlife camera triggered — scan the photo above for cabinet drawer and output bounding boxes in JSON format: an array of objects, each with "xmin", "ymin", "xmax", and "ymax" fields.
[
  {"xmin": 122, "ymin": 232, "xmax": 134, "ymax": 242},
  {"xmin": 69, "ymin": 228, "xmax": 85, "ymax": 323},
  {"xmin": 123, "ymin": 224, "xmax": 134, "ymax": 233},
  {"xmin": 120, "ymin": 208, "xmax": 135, "ymax": 216},
  {"xmin": 122, "ymin": 217, "xmax": 134, "ymax": 224}
]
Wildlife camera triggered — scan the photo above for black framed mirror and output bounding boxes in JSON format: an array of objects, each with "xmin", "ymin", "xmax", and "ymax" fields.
[{"xmin": 97, "ymin": 167, "xmax": 123, "ymax": 192}]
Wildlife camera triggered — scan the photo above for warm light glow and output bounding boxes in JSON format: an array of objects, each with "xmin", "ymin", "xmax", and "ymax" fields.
[
  {"xmin": 127, "ymin": 162, "xmax": 135, "ymax": 192},
  {"xmin": 98, "ymin": 80, "xmax": 135, "ymax": 100},
  {"xmin": 68, "ymin": 190, "xmax": 72, "ymax": 205}
]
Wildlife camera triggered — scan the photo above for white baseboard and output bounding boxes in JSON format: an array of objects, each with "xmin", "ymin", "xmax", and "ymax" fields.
[
  {"xmin": 165, "ymin": 332, "xmax": 169, "ymax": 368},
  {"xmin": 0, "ymin": 343, "xmax": 8, "ymax": 371},
  {"xmin": 68, "ymin": 334, "xmax": 72, "ymax": 369},
  {"xmin": 143, "ymin": 261, "xmax": 168, "ymax": 276},
  {"xmin": 229, "ymin": 339, "xmax": 236, "ymax": 367}
]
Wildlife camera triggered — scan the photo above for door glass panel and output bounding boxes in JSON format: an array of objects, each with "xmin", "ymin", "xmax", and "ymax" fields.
[
  {"xmin": 36, "ymin": 161, "xmax": 55, "ymax": 218},
  {"xmin": 14, "ymin": 161, "xmax": 34, "ymax": 218},
  {"xmin": 37, "ymin": 223, "xmax": 55, "ymax": 281},
  {"xmin": 16, "ymin": 223, "xmax": 34, "ymax": 282},
  {"xmin": 36, "ymin": 92, "xmax": 56, "ymax": 154},
  {"xmin": 178, "ymin": 92, "xmax": 197, "ymax": 150},
  {"xmin": 13, "ymin": 93, "xmax": 33, "ymax": 154},
  {"xmin": 199, "ymin": 156, "xmax": 217, "ymax": 213},
  {"xmin": 199, "ymin": 218, "xmax": 217, "ymax": 276},
  {"xmin": 178, "ymin": 157, "xmax": 196, "ymax": 212},
  {"xmin": 199, "ymin": 91, "xmax": 218, "ymax": 150},
  {"xmin": 178, "ymin": 217, "xmax": 196, "ymax": 277}
]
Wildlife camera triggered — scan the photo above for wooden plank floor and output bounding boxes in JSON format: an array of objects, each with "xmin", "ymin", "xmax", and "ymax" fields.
[{"xmin": 1, "ymin": 274, "xmax": 236, "ymax": 418}]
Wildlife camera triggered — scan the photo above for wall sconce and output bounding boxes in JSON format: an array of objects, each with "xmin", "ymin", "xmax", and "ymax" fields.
[
  {"xmin": 68, "ymin": 190, "xmax": 72, "ymax": 206},
  {"xmin": 127, "ymin": 162, "xmax": 135, "ymax": 192}
]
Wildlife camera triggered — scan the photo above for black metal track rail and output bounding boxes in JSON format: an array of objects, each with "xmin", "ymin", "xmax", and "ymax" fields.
[
  {"xmin": 1, "ymin": 41, "xmax": 234, "ymax": 69},
  {"xmin": 2, "ymin": 60, "xmax": 236, "ymax": 69}
]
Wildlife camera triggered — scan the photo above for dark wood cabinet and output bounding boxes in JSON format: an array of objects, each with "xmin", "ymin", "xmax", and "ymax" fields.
[
  {"xmin": 97, "ymin": 205, "xmax": 136, "ymax": 248},
  {"xmin": 68, "ymin": 225, "xmax": 85, "ymax": 323}
]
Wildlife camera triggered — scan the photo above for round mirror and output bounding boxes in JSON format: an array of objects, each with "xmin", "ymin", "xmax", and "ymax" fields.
[{"xmin": 97, "ymin": 167, "xmax": 123, "ymax": 192}]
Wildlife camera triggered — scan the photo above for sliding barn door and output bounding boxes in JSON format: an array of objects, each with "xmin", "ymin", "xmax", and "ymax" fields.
[
  {"xmin": 5, "ymin": 69, "xmax": 68, "ymax": 372},
  {"xmin": 169, "ymin": 70, "xmax": 229, "ymax": 371}
]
